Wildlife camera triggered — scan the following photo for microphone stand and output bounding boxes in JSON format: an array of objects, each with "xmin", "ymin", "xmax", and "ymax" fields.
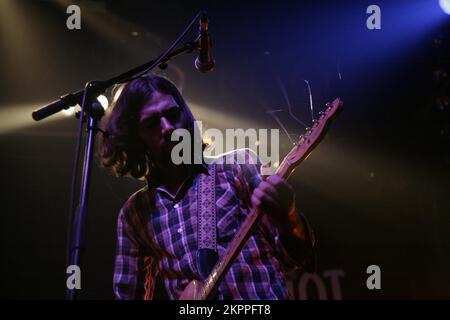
[{"xmin": 32, "ymin": 13, "xmax": 202, "ymax": 300}]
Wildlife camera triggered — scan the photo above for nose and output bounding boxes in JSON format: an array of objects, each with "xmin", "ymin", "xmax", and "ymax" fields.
[{"xmin": 160, "ymin": 117, "xmax": 174, "ymax": 138}]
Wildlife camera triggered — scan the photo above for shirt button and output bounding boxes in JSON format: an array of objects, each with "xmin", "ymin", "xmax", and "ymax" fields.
[
  {"xmin": 177, "ymin": 228, "xmax": 182, "ymax": 234},
  {"xmin": 173, "ymin": 203, "xmax": 179, "ymax": 209}
]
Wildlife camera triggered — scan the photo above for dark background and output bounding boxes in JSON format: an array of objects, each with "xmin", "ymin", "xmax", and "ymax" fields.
[{"xmin": 0, "ymin": 0, "xmax": 449, "ymax": 299}]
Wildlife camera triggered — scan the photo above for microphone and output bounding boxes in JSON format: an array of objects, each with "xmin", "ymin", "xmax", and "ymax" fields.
[{"xmin": 195, "ymin": 13, "xmax": 215, "ymax": 73}]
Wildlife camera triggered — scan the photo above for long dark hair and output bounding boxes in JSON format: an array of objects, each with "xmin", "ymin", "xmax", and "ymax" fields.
[{"xmin": 97, "ymin": 74, "xmax": 200, "ymax": 180}]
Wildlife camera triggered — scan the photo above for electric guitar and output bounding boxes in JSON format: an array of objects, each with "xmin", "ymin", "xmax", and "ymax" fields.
[{"xmin": 179, "ymin": 98, "xmax": 344, "ymax": 300}]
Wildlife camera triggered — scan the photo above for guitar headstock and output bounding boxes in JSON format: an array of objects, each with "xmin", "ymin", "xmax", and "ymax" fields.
[{"xmin": 276, "ymin": 97, "xmax": 343, "ymax": 179}]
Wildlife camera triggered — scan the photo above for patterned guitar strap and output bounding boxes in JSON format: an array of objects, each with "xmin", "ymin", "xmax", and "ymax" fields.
[{"xmin": 196, "ymin": 163, "xmax": 219, "ymax": 281}]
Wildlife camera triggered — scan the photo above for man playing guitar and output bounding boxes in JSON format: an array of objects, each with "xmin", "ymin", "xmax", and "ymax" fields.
[{"xmin": 98, "ymin": 74, "xmax": 317, "ymax": 300}]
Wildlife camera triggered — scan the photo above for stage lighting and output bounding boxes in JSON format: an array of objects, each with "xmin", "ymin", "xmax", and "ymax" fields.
[
  {"xmin": 439, "ymin": 0, "xmax": 450, "ymax": 15},
  {"xmin": 61, "ymin": 95, "xmax": 108, "ymax": 118},
  {"xmin": 62, "ymin": 106, "xmax": 76, "ymax": 117},
  {"xmin": 97, "ymin": 95, "xmax": 109, "ymax": 110}
]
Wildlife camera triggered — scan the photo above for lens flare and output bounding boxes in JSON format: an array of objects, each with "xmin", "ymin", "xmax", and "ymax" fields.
[{"xmin": 439, "ymin": 0, "xmax": 450, "ymax": 15}]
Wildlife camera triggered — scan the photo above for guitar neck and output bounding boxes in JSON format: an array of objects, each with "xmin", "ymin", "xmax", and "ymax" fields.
[{"xmin": 198, "ymin": 97, "xmax": 343, "ymax": 300}]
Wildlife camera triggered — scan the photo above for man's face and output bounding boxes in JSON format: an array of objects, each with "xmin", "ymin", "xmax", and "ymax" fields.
[{"xmin": 137, "ymin": 91, "xmax": 186, "ymax": 165}]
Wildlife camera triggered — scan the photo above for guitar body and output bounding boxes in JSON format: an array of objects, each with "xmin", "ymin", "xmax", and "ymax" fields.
[{"xmin": 179, "ymin": 280, "xmax": 203, "ymax": 300}]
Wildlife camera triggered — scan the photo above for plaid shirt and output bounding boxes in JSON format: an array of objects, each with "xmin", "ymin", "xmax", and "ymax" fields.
[{"xmin": 113, "ymin": 149, "xmax": 313, "ymax": 300}]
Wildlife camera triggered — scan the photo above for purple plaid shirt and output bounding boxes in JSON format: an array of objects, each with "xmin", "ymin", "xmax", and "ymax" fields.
[{"xmin": 113, "ymin": 149, "xmax": 313, "ymax": 300}]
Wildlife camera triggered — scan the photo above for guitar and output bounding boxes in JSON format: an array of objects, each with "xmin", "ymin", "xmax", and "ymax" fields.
[{"xmin": 179, "ymin": 98, "xmax": 344, "ymax": 300}]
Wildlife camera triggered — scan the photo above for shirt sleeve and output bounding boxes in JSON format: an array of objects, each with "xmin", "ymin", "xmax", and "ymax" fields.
[
  {"xmin": 113, "ymin": 200, "xmax": 156, "ymax": 300},
  {"xmin": 275, "ymin": 210, "xmax": 317, "ymax": 273}
]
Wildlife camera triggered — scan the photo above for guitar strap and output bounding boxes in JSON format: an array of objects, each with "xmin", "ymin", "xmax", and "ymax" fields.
[{"xmin": 196, "ymin": 163, "xmax": 219, "ymax": 281}]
